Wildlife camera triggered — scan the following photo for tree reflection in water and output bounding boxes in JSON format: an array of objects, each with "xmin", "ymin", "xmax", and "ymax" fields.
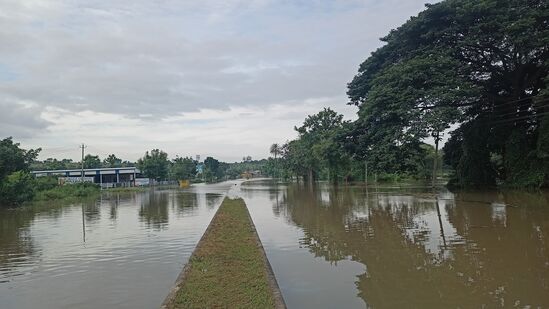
[
  {"xmin": 138, "ymin": 191, "xmax": 170, "ymax": 230},
  {"xmin": 0, "ymin": 208, "xmax": 38, "ymax": 282},
  {"xmin": 274, "ymin": 183, "xmax": 549, "ymax": 308},
  {"xmin": 0, "ymin": 200, "xmax": 71, "ymax": 283}
]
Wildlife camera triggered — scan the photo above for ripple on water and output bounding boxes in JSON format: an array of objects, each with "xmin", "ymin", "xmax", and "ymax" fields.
[{"xmin": 0, "ymin": 185, "xmax": 228, "ymax": 309}]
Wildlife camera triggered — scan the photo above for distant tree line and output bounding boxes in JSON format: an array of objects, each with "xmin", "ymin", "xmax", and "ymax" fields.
[
  {"xmin": 0, "ymin": 135, "xmax": 271, "ymax": 206},
  {"xmin": 31, "ymin": 154, "xmax": 135, "ymax": 170},
  {"xmin": 28, "ymin": 147, "xmax": 270, "ymax": 184},
  {"xmin": 264, "ymin": 108, "xmax": 442, "ymax": 183},
  {"xmin": 135, "ymin": 150, "xmax": 268, "ymax": 183}
]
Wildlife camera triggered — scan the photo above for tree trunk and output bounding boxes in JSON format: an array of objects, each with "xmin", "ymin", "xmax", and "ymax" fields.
[{"xmin": 432, "ymin": 131, "xmax": 440, "ymax": 188}]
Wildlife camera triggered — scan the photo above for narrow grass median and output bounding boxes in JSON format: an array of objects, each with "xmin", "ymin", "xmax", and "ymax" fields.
[{"xmin": 162, "ymin": 197, "xmax": 285, "ymax": 309}]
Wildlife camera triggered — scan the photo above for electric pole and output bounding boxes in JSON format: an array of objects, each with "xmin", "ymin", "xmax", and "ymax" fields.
[
  {"xmin": 80, "ymin": 143, "xmax": 87, "ymax": 183},
  {"xmin": 365, "ymin": 161, "xmax": 368, "ymax": 186}
]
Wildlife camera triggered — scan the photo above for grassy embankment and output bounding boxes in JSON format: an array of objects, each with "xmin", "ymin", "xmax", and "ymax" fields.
[
  {"xmin": 103, "ymin": 186, "xmax": 149, "ymax": 193},
  {"xmin": 163, "ymin": 197, "xmax": 285, "ymax": 309}
]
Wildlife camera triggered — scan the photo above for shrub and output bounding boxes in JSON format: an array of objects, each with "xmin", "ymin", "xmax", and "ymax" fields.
[
  {"xmin": 34, "ymin": 176, "xmax": 59, "ymax": 191},
  {"xmin": 33, "ymin": 182, "xmax": 100, "ymax": 201},
  {"xmin": 0, "ymin": 171, "xmax": 35, "ymax": 206}
]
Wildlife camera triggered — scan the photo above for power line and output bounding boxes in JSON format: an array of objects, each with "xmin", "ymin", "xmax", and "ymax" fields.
[
  {"xmin": 420, "ymin": 96, "xmax": 548, "ymax": 110},
  {"xmin": 482, "ymin": 101, "xmax": 549, "ymax": 120},
  {"xmin": 484, "ymin": 96, "xmax": 546, "ymax": 107},
  {"xmin": 465, "ymin": 98, "xmax": 549, "ymax": 114},
  {"xmin": 489, "ymin": 97, "xmax": 549, "ymax": 109},
  {"xmin": 483, "ymin": 110, "xmax": 549, "ymax": 127}
]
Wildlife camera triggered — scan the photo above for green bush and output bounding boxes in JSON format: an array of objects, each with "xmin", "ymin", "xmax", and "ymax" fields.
[
  {"xmin": 33, "ymin": 182, "xmax": 100, "ymax": 201},
  {"xmin": 34, "ymin": 176, "xmax": 59, "ymax": 191},
  {"xmin": 376, "ymin": 173, "xmax": 404, "ymax": 183},
  {"xmin": 0, "ymin": 171, "xmax": 35, "ymax": 206}
]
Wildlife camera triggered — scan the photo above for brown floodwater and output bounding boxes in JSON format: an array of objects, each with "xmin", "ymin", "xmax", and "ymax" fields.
[
  {"xmin": 241, "ymin": 180, "xmax": 549, "ymax": 308},
  {"xmin": 0, "ymin": 182, "xmax": 233, "ymax": 309},
  {"xmin": 1, "ymin": 180, "xmax": 548, "ymax": 308}
]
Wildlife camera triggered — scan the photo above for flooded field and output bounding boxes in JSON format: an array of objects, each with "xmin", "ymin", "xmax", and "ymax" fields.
[
  {"xmin": 241, "ymin": 180, "xmax": 549, "ymax": 308},
  {"xmin": 1, "ymin": 180, "xmax": 548, "ymax": 308},
  {"xmin": 0, "ymin": 183, "xmax": 231, "ymax": 309}
]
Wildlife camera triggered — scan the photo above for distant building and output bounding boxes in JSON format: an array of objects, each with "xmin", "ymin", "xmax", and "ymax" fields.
[
  {"xmin": 31, "ymin": 167, "xmax": 143, "ymax": 188},
  {"xmin": 196, "ymin": 163, "xmax": 204, "ymax": 174}
]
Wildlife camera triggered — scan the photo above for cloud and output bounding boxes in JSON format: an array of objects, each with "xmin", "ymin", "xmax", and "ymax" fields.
[
  {"xmin": 0, "ymin": 99, "xmax": 51, "ymax": 139},
  {"xmin": 0, "ymin": 0, "xmax": 435, "ymax": 160},
  {"xmin": 28, "ymin": 96, "xmax": 355, "ymax": 162}
]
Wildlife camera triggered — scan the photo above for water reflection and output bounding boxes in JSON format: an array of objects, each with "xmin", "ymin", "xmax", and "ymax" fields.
[
  {"xmin": 84, "ymin": 199, "xmax": 101, "ymax": 224},
  {"xmin": 138, "ymin": 191, "xmax": 170, "ymax": 230},
  {"xmin": 0, "ymin": 183, "xmax": 233, "ymax": 309},
  {"xmin": 175, "ymin": 192, "xmax": 199, "ymax": 216},
  {"xmin": 0, "ymin": 209, "xmax": 38, "ymax": 283},
  {"xmin": 244, "ymin": 181, "xmax": 549, "ymax": 308},
  {"xmin": 2, "ymin": 181, "xmax": 548, "ymax": 308}
]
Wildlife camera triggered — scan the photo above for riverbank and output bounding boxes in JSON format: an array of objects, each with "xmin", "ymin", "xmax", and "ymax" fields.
[{"xmin": 162, "ymin": 197, "xmax": 286, "ymax": 309}]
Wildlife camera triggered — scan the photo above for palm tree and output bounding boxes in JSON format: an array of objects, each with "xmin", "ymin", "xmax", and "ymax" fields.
[{"xmin": 270, "ymin": 143, "xmax": 281, "ymax": 179}]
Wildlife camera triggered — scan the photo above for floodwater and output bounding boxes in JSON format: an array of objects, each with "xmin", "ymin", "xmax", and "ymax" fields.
[
  {"xmin": 240, "ymin": 180, "xmax": 549, "ymax": 308},
  {"xmin": 0, "ymin": 182, "xmax": 233, "ymax": 309},
  {"xmin": 1, "ymin": 180, "xmax": 548, "ymax": 308}
]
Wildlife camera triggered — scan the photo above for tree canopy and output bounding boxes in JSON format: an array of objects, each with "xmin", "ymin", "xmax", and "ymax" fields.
[
  {"xmin": 137, "ymin": 149, "xmax": 169, "ymax": 181},
  {"xmin": 0, "ymin": 137, "xmax": 41, "ymax": 180},
  {"xmin": 170, "ymin": 156, "xmax": 197, "ymax": 181},
  {"xmin": 83, "ymin": 154, "xmax": 101, "ymax": 169},
  {"xmin": 347, "ymin": 0, "xmax": 549, "ymax": 187},
  {"xmin": 0, "ymin": 137, "xmax": 41, "ymax": 205},
  {"xmin": 103, "ymin": 154, "xmax": 122, "ymax": 168}
]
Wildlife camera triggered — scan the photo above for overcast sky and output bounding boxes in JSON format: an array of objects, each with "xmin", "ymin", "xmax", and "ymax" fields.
[{"xmin": 1, "ymin": 0, "xmax": 432, "ymax": 162}]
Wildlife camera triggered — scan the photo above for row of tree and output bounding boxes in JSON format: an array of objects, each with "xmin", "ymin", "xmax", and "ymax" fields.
[
  {"xmin": 268, "ymin": 0, "xmax": 549, "ymax": 187},
  {"xmin": 266, "ymin": 108, "xmax": 441, "ymax": 183},
  {"xmin": 29, "ymin": 148, "xmax": 266, "ymax": 183},
  {"xmin": 136, "ymin": 150, "xmax": 267, "ymax": 183},
  {"xmin": 1, "ymin": 136, "xmax": 269, "ymax": 206},
  {"xmin": 31, "ymin": 154, "xmax": 135, "ymax": 170}
]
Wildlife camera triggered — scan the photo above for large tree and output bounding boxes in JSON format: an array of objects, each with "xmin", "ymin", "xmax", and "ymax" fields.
[
  {"xmin": 170, "ymin": 156, "xmax": 196, "ymax": 180},
  {"xmin": 0, "ymin": 137, "xmax": 41, "ymax": 180},
  {"xmin": 103, "ymin": 154, "xmax": 122, "ymax": 168},
  {"xmin": 83, "ymin": 154, "xmax": 101, "ymax": 169},
  {"xmin": 203, "ymin": 156, "xmax": 222, "ymax": 181},
  {"xmin": 137, "ymin": 149, "xmax": 169, "ymax": 181},
  {"xmin": 347, "ymin": 0, "xmax": 549, "ymax": 187},
  {"xmin": 285, "ymin": 108, "xmax": 350, "ymax": 182}
]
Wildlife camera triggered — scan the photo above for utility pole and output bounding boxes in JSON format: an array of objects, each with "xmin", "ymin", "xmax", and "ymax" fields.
[
  {"xmin": 80, "ymin": 143, "xmax": 87, "ymax": 183},
  {"xmin": 364, "ymin": 161, "xmax": 368, "ymax": 186}
]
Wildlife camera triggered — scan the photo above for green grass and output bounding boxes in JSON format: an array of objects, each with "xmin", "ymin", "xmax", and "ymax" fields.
[
  {"xmin": 169, "ymin": 198, "xmax": 276, "ymax": 309},
  {"xmin": 33, "ymin": 183, "xmax": 100, "ymax": 201},
  {"xmin": 103, "ymin": 186, "xmax": 149, "ymax": 193}
]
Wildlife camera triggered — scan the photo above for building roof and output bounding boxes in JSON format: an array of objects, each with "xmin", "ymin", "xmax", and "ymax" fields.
[{"xmin": 31, "ymin": 166, "xmax": 140, "ymax": 174}]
